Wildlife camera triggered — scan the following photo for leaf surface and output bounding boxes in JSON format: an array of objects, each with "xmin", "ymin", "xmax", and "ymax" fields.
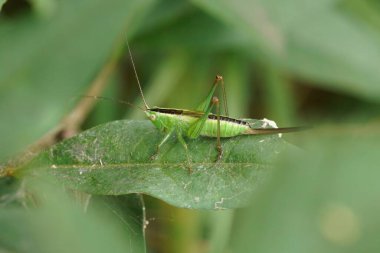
[{"xmin": 27, "ymin": 119, "xmax": 296, "ymax": 209}]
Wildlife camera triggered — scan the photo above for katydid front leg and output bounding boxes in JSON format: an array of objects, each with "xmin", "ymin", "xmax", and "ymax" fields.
[
  {"xmin": 176, "ymin": 131, "xmax": 192, "ymax": 173},
  {"xmin": 150, "ymin": 129, "xmax": 192, "ymax": 173},
  {"xmin": 150, "ymin": 130, "xmax": 174, "ymax": 161}
]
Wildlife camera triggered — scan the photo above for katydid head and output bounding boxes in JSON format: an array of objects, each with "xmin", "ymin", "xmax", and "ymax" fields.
[{"xmin": 144, "ymin": 109, "xmax": 165, "ymax": 131}]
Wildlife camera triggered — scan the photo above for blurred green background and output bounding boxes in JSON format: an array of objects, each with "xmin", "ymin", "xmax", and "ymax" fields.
[{"xmin": 1, "ymin": 0, "xmax": 380, "ymax": 252}]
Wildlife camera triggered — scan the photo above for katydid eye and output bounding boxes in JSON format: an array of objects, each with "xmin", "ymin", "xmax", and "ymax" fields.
[{"xmin": 149, "ymin": 114, "xmax": 156, "ymax": 121}]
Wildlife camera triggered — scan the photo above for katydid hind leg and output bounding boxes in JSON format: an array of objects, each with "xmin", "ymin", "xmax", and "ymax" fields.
[
  {"xmin": 196, "ymin": 75, "xmax": 223, "ymax": 113},
  {"xmin": 187, "ymin": 93, "xmax": 217, "ymax": 139},
  {"xmin": 220, "ymin": 76, "xmax": 229, "ymax": 116},
  {"xmin": 188, "ymin": 75, "xmax": 229, "ymax": 139},
  {"xmin": 213, "ymin": 96, "xmax": 223, "ymax": 162}
]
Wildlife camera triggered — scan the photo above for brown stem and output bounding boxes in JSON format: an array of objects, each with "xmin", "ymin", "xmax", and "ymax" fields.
[{"xmin": 4, "ymin": 41, "xmax": 122, "ymax": 174}]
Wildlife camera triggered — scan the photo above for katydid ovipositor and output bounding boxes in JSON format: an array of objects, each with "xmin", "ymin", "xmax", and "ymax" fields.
[{"xmin": 127, "ymin": 44, "xmax": 304, "ymax": 164}]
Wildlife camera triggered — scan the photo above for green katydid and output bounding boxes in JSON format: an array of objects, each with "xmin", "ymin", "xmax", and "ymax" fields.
[{"xmin": 126, "ymin": 43, "xmax": 305, "ymax": 165}]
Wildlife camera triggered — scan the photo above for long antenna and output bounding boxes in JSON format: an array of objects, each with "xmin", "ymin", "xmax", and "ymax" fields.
[
  {"xmin": 220, "ymin": 77, "xmax": 229, "ymax": 117},
  {"xmin": 126, "ymin": 39, "xmax": 149, "ymax": 109},
  {"xmin": 80, "ymin": 95, "xmax": 145, "ymax": 111}
]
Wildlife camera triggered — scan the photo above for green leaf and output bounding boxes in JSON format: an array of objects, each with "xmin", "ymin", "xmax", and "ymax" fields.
[
  {"xmin": 0, "ymin": 0, "xmax": 154, "ymax": 161},
  {"xmin": 134, "ymin": 1, "xmax": 246, "ymax": 51},
  {"xmin": 192, "ymin": 0, "xmax": 380, "ymax": 101},
  {"xmin": 232, "ymin": 132, "xmax": 380, "ymax": 252},
  {"xmin": 0, "ymin": 179, "xmax": 143, "ymax": 253},
  {"xmin": 25, "ymin": 119, "xmax": 295, "ymax": 209},
  {"xmin": 29, "ymin": 0, "xmax": 58, "ymax": 18},
  {"xmin": 0, "ymin": 0, "xmax": 6, "ymax": 11}
]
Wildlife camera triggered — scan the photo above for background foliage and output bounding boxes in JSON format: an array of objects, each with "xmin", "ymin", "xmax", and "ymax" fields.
[{"xmin": 1, "ymin": 0, "xmax": 380, "ymax": 252}]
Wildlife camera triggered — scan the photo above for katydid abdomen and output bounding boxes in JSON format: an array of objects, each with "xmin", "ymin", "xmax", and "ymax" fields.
[{"xmin": 146, "ymin": 108, "xmax": 292, "ymax": 139}]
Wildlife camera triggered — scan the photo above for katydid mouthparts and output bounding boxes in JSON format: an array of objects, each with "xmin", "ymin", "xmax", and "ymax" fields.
[{"xmin": 125, "ymin": 42, "xmax": 307, "ymax": 166}]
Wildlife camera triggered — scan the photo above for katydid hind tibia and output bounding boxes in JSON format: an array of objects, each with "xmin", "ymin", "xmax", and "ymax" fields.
[{"xmin": 126, "ymin": 43, "xmax": 305, "ymax": 165}]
